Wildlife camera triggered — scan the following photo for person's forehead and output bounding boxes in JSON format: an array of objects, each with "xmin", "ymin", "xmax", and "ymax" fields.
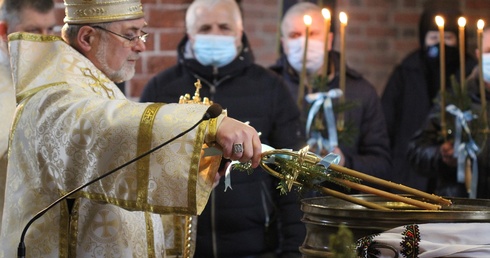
[
  {"xmin": 284, "ymin": 12, "xmax": 323, "ymax": 31},
  {"xmin": 17, "ymin": 7, "xmax": 56, "ymax": 27},
  {"xmin": 19, "ymin": 7, "xmax": 56, "ymax": 23},
  {"xmin": 193, "ymin": 4, "xmax": 236, "ymax": 27}
]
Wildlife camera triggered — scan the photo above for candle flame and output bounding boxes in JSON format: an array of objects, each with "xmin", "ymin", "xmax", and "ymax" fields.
[
  {"xmin": 339, "ymin": 12, "xmax": 348, "ymax": 25},
  {"xmin": 478, "ymin": 19, "xmax": 485, "ymax": 30},
  {"xmin": 304, "ymin": 15, "xmax": 312, "ymax": 26},
  {"xmin": 458, "ymin": 17, "xmax": 466, "ymax": 27},
  {"xmin": 322, "ymin": 8, "xmax": 331, "ymax": 20},
  {"xmin": 435, "ymin": 15, "xmax": 444, "ymax": 28}
]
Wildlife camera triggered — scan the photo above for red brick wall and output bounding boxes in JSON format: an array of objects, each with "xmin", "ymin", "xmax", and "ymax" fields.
[{"xmin": 53, "ymin": 0, "xmax": 489, "ymax": 98}]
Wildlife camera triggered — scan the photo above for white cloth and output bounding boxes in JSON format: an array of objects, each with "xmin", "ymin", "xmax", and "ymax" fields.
[
  {"xmin": 357, "ymin": 223, "xmax": 490, "ymax": 257},
  {"xmin": 0, "ymin": 33, "xmax": 223, "ymax": 258},
  {"xmin": 0, "ymin": 37, "xmax": 16, "ymax": 234}
]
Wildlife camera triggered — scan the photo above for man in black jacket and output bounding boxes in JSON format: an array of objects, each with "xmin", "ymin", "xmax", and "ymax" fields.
[
  {"xmin": 381, "ymin": 4, "xmax": 477, "ymax": 193},
  {"xmin": 270, "ymin": 2, "xmax": 391, "ymax": 191},
  {"xmin": 408, "ymin": 27, "xmax": 490, "ymax": 199},
  {"xmin": 140, "ymin": 0, "xmax": 305, "ymax": 257}
]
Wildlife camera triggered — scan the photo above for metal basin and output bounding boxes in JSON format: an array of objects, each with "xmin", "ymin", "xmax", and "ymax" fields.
[{"xmin": 300, "ymin": 194, "xmax": 490, "ymax": 257}]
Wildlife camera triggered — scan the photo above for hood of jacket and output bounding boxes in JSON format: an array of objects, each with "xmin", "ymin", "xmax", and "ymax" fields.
[{"xmin": 176, "ymin": 32, "xmax": 255, "ymax": 82}]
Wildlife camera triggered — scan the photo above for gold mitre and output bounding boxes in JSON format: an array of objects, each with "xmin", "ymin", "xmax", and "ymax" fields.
[{"xmin": 63, "ymin": 0, "xmax": 144, "ymax": 24}]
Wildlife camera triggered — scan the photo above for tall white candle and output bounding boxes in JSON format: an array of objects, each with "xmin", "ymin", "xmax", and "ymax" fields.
[
  {"xmin": 337, "ymin": 12, "xmax": 348, "ymax": 131},
  {"xmin": 297, "ymin": 15, "xmax": 312, "ymax": 109},
  {"xmin": 458, "ymin": 17, "xmax": 466, "ymax": 91},
  {"xmin": 321, "ymin": 8, "xmax": 331, "ymax": 78},
  {"xmin": 436, "ymin": 15, "xmax": 447, "ymax": 139}
]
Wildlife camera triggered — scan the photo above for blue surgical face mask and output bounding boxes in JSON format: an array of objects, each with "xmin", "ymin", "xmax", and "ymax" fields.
[
  {"xmin": 285, "ymin": 37, "xmax": 325, "ymax": 74},
  {"xmin": 192, "ymin": 34, "xmax": 237, "ymax": 67},
  {"xmin": 482, "ymin": 53, "xmax": 490, "ymax": 83}
]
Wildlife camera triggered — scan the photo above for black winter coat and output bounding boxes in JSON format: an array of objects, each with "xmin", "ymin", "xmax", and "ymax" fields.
[
  {"xmin": 140, "ymin": 34, "xmax": 305, "ymax": 258},
  {"xmin": 408, "ymin": 68, "xmax": 490, "ymax": 198},
  {"xmin": 270, "ymin": 52, "xmax": 392, "ymax": 188},
  {"xmin": 382, "ymin": 49, "xmax": 477, "ymax": 192}
]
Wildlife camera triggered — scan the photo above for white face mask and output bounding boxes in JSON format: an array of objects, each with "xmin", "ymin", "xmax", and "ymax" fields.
[
  {"xmin": 482, "ymin": 53, "xmax": 490, "ymax": 83},
  {"xmin": 192, "ymin": 34, "xmax": 237, "ymax": 67},
  {"xmin": 285, "ymin": 37, "xmax": 325, "ymax": 74}
]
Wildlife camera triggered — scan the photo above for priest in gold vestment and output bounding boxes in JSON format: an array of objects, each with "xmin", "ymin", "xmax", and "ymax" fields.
[{"xmin": 0, "ymin": 0, "xmax": 262, "ymax": 257}]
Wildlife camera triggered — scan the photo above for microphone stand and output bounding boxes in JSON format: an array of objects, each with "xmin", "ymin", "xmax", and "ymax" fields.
[{"xmin": 17, "ymin": 106, "xmax": 220, "ymax": 258}]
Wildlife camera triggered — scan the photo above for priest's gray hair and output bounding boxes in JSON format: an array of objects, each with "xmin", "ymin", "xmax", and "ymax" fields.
[
  {"xmin": 185, "ymin": 0, "xmax": 243, "ymax": 34},
  {"xmin": 61, "ymin": 22, "xmax": 109, "ymax": 45}
]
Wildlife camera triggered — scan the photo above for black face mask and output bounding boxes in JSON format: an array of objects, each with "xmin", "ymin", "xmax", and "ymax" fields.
[
  {"xmin": 425, "ymin": 43, "xmax": 460, "ymax": 71},
  {"xmin": 424, "ymin": 44, "xmax": 461, "ymax": 99}
]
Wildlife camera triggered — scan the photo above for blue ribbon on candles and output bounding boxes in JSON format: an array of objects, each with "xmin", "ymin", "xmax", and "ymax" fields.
[
  {"xmin": 446, "ymin": 104, "xmax": 480, "ymax": 198},
  {"xmin": 317, "ymin": 153, "xmax": 341, "ymax": 169},
  {"xmin": 305, "ymin": 89, "xmax": 343, "ymax": 155}
]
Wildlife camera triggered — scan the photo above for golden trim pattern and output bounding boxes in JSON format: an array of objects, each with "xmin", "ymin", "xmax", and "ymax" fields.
[
  {"xmin": 16, "ymin": 82, "xmax": 67, "ymax": 104},
  {"xmin": 8, "ymin": 32, "xmax": 61, "ymax": 42},
  {"xmin": 145, "ymin": 212, "xmax": 155, "ymax": 258},
  {"xmin": 59, "ymin": 199, "xmax": 69, "ymax": 258},
  {"xmin": 63, "ymin": 0, "xmax": 144, "ymax": 24},
  {"xmin": 137, "ymin": 103, "xmax": 163, "ymax": 206},
  {"xmin": 183, "ymin": 216, "xmax": 193, "ymax": 258},
  {"xmin": 69, "ymin": 200, "xmax": 80, "ymax": 257},
  {"xmin": 137, "ymin": 103, "xmax": 163, "ymax": 257},
  {"xmin": 207, "ymin": 117, "xmax": 218, "ymax": 144},
  {"xmin": 187, "ymin": 122, "xmax": 208, "ymax": 213}
]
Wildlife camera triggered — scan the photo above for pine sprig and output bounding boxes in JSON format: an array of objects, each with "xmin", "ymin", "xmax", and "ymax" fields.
[
  {"xmin": 329, "ymin": 224, "xmax": 357, "ymax": 258},
  {"xmin": 231, "ymin": 161, "xmax": 254, "ymax": 175},
  {"xmin": 308, "ymin": 74, "xmax": 359, "ymax": 147},
  {"xmin": 441, "ymin": 75, "xmax": 488, "ymax": 149},
  {"xmin": 253, "ymin": 154, "xmax": 362, "ymax": 195}
]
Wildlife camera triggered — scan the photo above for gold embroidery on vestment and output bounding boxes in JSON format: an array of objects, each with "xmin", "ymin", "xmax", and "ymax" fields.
[{"xmin": 145, "ymin": 212, "xmax": 155, "ymax": 258}]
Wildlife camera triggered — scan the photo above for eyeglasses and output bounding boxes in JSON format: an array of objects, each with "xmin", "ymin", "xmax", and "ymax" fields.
[{"xmin": 92, "ymin": 25, "xmax": 148, "ymax": 47}]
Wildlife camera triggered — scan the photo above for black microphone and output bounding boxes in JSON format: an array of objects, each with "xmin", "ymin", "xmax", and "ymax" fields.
[
  {"xmin": 17, "ymin": 103, "xmax": 223, "ymax": 258},
  {"xmin": 203, "ymin": 103, "xmax": 222, "ymax": 120}
]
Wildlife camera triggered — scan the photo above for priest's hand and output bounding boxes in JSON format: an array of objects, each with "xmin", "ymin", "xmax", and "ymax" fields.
[{"xmin": 215, "ymin": 117, "xmax": 262, "ymax": 168}]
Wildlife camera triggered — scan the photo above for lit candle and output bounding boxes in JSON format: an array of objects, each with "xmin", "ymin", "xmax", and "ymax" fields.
[
  {"xmin": 297, "ymin": 14, "xmax": 312, "ymax": 109},
  {"xmin": 337, "ymin": 12, "xmax": 348, "ymax": 131},
  {"xmin": 458, "ymin": 17, "xmax": 466, "ymax": 91},
  {"xmin": 321, "ymin": 8, "xmax": 331, "ymax": 78},
  {"xmin": 436, "ymin": 15, "xmax": 447, "ymax": 139},
  {"xmin": 477, "ymin": 19, "xmax": 487, "ymax": 127}
]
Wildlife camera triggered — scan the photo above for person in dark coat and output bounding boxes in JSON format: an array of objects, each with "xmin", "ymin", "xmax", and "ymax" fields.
[
  {"xmin": 407, "ymin": 27, "xmax": 490, "ymax": 199},
  {"xmin": 140, "ymin": 0, "xmax": 305, "ymax": 257},
  {"xmin": 381, "ymin": 4, "xmax": 477, "ymax": 192},
  {"xmin": 269, "ymin": 2, "xmax": 391, "ymax": 191}
]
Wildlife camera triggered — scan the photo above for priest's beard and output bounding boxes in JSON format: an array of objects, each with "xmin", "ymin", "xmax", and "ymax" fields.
[{"xmin": 95, "ymin": 40, "xmax": 136, "ymax": 83}]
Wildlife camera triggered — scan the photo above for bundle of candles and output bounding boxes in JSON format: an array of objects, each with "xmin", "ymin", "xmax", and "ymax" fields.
[
  {"xmin": 297, "ymin": 10, "xmax": 488, "ymax": 203},
  {"xmin": 436, "ymin": 16, "xmax": 488, "ymax": 139},
  {"xmin": 436, "ymin": 16, "xmax": 488, "ymax": 199},
  {"xmin": 297, "ymin": 11, "xmax": 487, "ymax": 133},
  {"xmin": 259, "ymin": 146, "xmax": 452, "ymax": 211}
]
